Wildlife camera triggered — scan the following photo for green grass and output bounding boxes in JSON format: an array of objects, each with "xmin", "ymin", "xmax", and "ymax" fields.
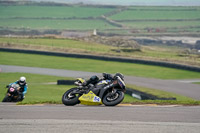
[
  {"xmin": 123, "ymin": 84, "xmax": 200, "ymax": 105},
  {"xmin": 109, "ymin": 6, "xmax": 200, "ymax": 32},
  {"xmin": 0, "ymin": 5, "xmax": 116, "ymax": 30},
  {"xmin": 0, "ymin": 5, "xmax": 114, "ymax": 18},
  {"xmin": 0, "ymin": 5, "xmax": 200, "ymax": 34},
  {"xmin": 2, "ymin": 5, "xmax": 199, "ymax": 20},
  {"xmin": 121, "ymin": 20, "xmax": 200, "ymax": 29},
  {"xmin": 127, "ymin": 84, "xmax": 193, "ymax": 101},
  {"xmin": 0, "ymin": 73, "xmax": 75, "ymax": 104},
  {"xmin": 0, "ymin": 19, "xmax": 116, "ymax": 30},
  {"xmin": 0, "ymin": 37, "xmax": 116, "ymax": 53},
  {"xmin": 1, "ymin": 51, "xmax": 200, "ymax": 79},
  {"xmin": 1, "ymin": 73, "xmax": 199, "ymax": 105},
  {"xmin": 123, "ymin": 95, "xmax": 200, "ymax": 105},
  {"xmin": 110, "ymin": 7, "xmax": 200, "ymax": 20},
  {"xmin": 1, "ymin": 37, "xmax": 200, "ymax": 66},
  {"xmin": 127, "ymin": 6, "xmax": 200, "ymax": 10}
]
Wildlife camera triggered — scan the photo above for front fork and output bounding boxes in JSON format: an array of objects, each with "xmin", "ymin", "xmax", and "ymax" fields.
[{"xmin": 111, "ymin": 88, "xmax": 116, "ymax": 93}]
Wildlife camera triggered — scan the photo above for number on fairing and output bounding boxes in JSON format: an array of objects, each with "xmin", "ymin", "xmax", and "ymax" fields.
[{"xmin": 93, "ymin": 96, "xmax": 100, "ymax": 102}]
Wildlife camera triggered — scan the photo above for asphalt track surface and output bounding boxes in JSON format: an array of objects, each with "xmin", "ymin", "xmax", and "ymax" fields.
[
  {"xmin": 1, "ymin": 65, "xmax": 200, "ymax": 100},
  {"xmin": 0, "ymin": 103, "xmax": 200, "ymax": 133}
]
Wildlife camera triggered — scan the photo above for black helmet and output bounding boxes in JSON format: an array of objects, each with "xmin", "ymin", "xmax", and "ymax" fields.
[
  {"xmin": 102, "ymin": 73, "xmax": 113, "ymax": 80},
  {"xmin": 114, "ymin": 73, "xmax": 124, "ymax": 81},
  {"xmin": 90, "ymin": 75, "xmax": 99, "ymax": 81}
]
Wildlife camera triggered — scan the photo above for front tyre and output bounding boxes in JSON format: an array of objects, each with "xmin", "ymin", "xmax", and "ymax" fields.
[
  {"xmin": 102, "ymin": 90, "xmax": 124, "ymax": 106},
  {"xmin": 62, "ymin": 88, "xmax": 80, "ymax": 106},
  {"xmin": 2, "ymin": 95, "xmax": 11, "ymax": 102}
]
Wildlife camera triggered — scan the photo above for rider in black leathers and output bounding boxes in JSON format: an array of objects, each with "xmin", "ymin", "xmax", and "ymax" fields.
[
  {"xmin": 83, "ymin": 73, "xmax": 113, "ymax": 86},
  {"xmin": 82, "ymin": 73, "xmax": 124, "ymax": 95}
]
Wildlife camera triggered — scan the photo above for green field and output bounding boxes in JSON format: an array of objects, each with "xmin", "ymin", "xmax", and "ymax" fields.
[
  {"xmin": 0, "ymin": 19, "xmax": 117, "ymax": 30},
  {"xmin": 0, "ymin": 4, "xmax": 200, "ymax": 34},
  {"xmin": 121, "ymin": 21, "xmax": 200, "ymax": 30},
  {"xmin": 0, "ymin": 5, "xmax": 116, "ymax": 30},
  {"xmin": 110, "ymin": 6, "xmax": 200, "ymax": 31},
  {"xmin": 0, "ymin": 37, "xmax": 116, "ymax": 53},
  {"xmin": 110, "ymin": 8, "xmax": 200, "ymax": 20},
  {"xmin": 1, "ymin": 51, "xmax": 200, "ymax": 79},
  {"xmin": 0, "ymin": 5, "xmax": 114, "ymax": 18}
]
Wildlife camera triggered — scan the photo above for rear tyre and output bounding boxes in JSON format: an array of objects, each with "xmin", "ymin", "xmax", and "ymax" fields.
[
  {"xmin": 62, "ymin": 88, "xmax": 80, "ymax": 106},
  {"xmin": 102, "ymin": 90, "xmax": 124, "ymax": 106}
]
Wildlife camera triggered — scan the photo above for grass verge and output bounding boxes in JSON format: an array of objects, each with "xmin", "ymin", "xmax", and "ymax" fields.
[
  {"xmin": 1, "ymin": 37, "xmax": 200, "ymax": 66},
  {"xmin": 0, "ymin": 73, "xmax": 74, "ymax": 105},
  {"xmin": 1, "ymin": 73, "xmax": 199, "ymax": 105},
  {"xmin": 123, "ymin": 85, "xmax": 200, "ymax": 105},
  {"xmin": 1, "ymin": 51, "xmax": 200, "ymax": 79}
]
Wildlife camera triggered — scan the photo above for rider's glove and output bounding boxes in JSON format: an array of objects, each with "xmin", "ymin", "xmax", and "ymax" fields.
[{"xmin": 82, "ymin": 81, "xmax": 87, "ymax": 86}]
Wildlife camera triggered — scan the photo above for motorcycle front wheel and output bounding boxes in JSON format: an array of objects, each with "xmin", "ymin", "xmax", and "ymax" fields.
[
  {"xmin": 102, "ymin": 90, "xmax": 124, "ymax": 106},
  {"xmin": 2, "ymin": 95, "xmax": 12, "ymax": 102},
  {"xmin": 62, "ymin": 88, "xmax": 80, "ymax": 106}
]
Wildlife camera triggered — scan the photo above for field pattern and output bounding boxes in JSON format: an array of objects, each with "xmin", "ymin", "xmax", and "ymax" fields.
[
  {"xmin": 0, "ymin": 5, "xmax": 114, "ymax": 18},
  {"xmin": 0, "ymin": 4, "xmax": 200, "ymax": 35},
  {"xmin": 0, "ymin": 5, "xmax": 117, "ymax": 30}
]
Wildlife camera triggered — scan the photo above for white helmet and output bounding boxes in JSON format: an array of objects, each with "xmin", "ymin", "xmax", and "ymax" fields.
[{"xmin": 19, "ymin": 76, "xmax": 26, "ymax": 85}]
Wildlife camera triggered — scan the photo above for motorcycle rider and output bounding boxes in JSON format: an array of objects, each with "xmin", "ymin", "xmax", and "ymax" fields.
[
  {"xmin": 113, "ymin": 73, "xmax": 125, "ymax": 81},
  {"xmin": 7, "ymin": 76, "xmax": 28, "ymax": 100},
  {"xmin": 82, "ymin": 73, "xmax": 124, "ymax": 94},
  {"xmin": 83, "ymin": 73, "xmax": 113, "ymax": 86}
]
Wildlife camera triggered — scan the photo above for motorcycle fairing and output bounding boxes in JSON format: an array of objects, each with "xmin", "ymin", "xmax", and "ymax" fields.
[{"xmin": 78, "ymin": 91, "xmax": 102, "ymax": 105}]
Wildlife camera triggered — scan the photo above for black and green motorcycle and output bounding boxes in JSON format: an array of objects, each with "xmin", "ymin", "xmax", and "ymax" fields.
[{"xmin": 62, "ymin": 75, "xmax": 126, "ymax": 106}]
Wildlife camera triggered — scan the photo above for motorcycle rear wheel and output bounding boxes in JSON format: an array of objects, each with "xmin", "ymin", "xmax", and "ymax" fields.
[
  {"xmin": 102, "ymin": 90, "xmax": 124, "ymax": 106},
  {"xmin": 62, "ymin": 88, "xmax": 80, "ymax": 106}
]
